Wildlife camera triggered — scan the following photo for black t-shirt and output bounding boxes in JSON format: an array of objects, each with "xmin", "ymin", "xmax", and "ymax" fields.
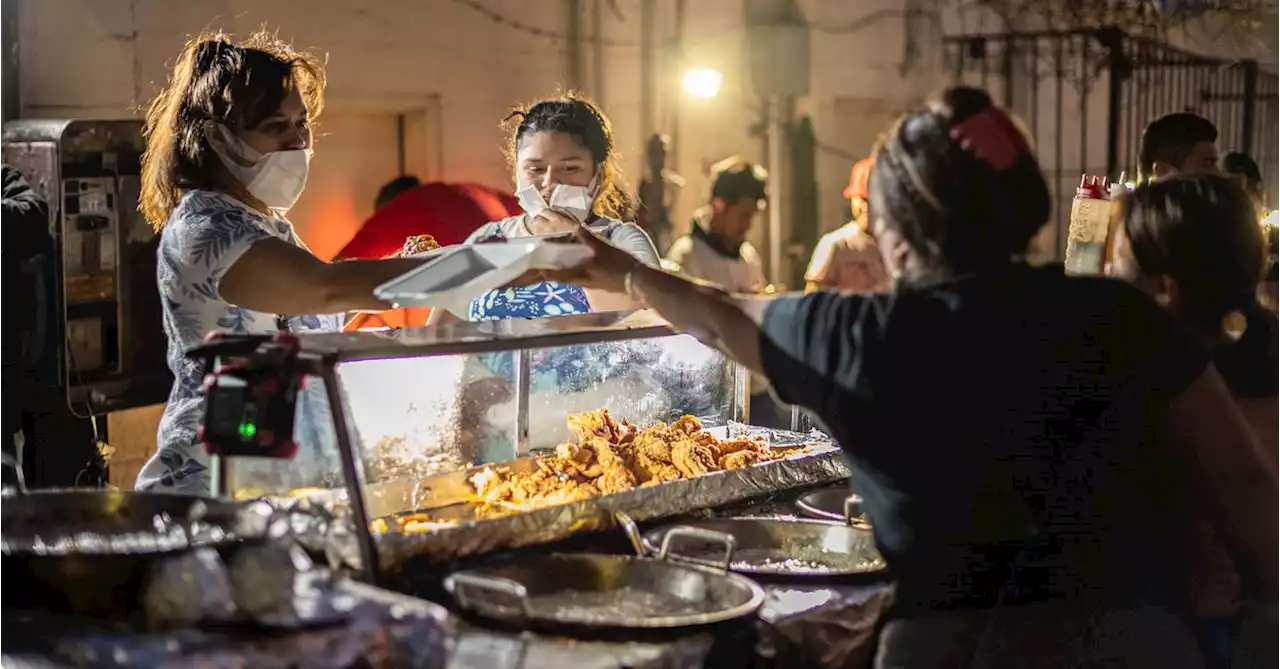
[
  {"xmin": 1215, "ymin": 308, "xmax": 1278, "ymax": 399},
  {"xmin": 760, "ymin": 264, "xmax": 1210, "ymax": 614}
]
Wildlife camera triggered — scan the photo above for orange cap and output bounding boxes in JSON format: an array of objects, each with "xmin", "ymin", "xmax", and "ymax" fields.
[{"xmin": 843, "ymin": 157, "xmax": 873, "ymax": 200}]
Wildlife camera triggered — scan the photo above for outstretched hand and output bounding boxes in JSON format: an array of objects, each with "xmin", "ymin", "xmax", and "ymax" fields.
[
  {"xmin": 504, "ymin": 224, "xmax": 641, "ymax": 294},
  {"xmin": 539, "ymin": 224, "xmax": 641, "ymax": 294}
]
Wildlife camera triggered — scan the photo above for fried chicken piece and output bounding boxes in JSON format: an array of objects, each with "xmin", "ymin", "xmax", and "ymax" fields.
[
  {"xmin": 633, "ymin": 427, "xmax": 674, "ymax": 464},
  {"xmin": 670, "ymin": 415, "xmax": 703, "ymax": 435},
  {"xmin": 583, "ymin": 438, "xmax": 637, "ymax": 494},
  {"xmin": 719, "ymin": 450, "xmax": 760, "ymax": 471},
  {"xmin": 670, "ymin": 437, "xmax": 719, "ymax": 478},
  {"xmin": 716, "ymin": 439, "xmax": 758, "ymax": 457},
  {"xmin": 470, "ymin": 467, "xmax": 505, "ymax": 499},
  {"xmin": 633, "ymin": 455, "xmax": 682, "ymax": 485},
  {"xmin": 397, "ymin": 234, "xmax": 440, "ymax": 256},
  {"xmin": 567, "ymin": 408, "xmax": 624, "ymax": 443},
  {"xmin": 616, "ymin": 420, "xmax": 639, "ymax": 445}
]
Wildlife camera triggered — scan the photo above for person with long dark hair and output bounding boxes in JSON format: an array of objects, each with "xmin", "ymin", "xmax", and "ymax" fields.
[
  {"xmin": 136, "ymin": 32, "xmax": 424, "ymax": 493},
  {"xmin": 533, "ymin": 86, "xmax": 1277, "ymax": 666},
  {"xmin": 430, "ymin": 93, "xmax": 657, "ymax": 324},
  {"xmin": 1109, "ymin": 173, "xmax": 1278, "ymax": 667}
]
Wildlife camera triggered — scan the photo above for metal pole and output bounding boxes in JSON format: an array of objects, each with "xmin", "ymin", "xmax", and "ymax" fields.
[
  {"xmin": 1241, "ymin": 60, "xmax": 1259, "ymax": 156},
  {"xmin": 766, "ymin": 96, "xmax": 786, "ymax": 285},
  {"xmin": 669, "ymin": 0, "xmax": 688, "ymax": 169},
  {"xmin": 512, "ymin": 349, "xmax": 531, "ymax": 455},
  {"xmin": 733, "ymin": 361, "xmax": 751, "ymax": 424},
  {"xmin": 1104, "ymin": 30, "xmax": 1124, "ymax": 180},
  {"xmin": 640, "ymin": 0, "xmax": 656, "ymax": 141},
  {"xmin": 322, "ymin": 364, "xmax": 380, "ymax": 585}
]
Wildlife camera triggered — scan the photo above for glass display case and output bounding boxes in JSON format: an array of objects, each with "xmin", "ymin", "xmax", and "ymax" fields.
[{"xmin": 219, "ymin": 310, "xmax": 836, "ymax": 582}]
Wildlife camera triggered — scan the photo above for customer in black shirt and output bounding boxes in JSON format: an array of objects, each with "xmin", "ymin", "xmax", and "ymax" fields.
[
  {"xmin": 1109, "ymin": 173, "xmax": 1278, "ymax": 667},
  {"xmin": 536, "ymin": 86, "xmax": 1277, "ymax": 667}
]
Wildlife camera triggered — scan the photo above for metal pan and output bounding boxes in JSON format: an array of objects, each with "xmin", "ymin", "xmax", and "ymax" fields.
[
  {"xmin": 1, "ymin": 488, "xmax": 248, "ymax": 616},
  {"xmin": 1, "ymin": 488, "xmax": 245, "ymax": 557},
  {"xmin": 444, "ymin": 531, "xmax": 764, "ymax": 632},
  {"xmin": 795, "ymin": 487, "xmax": 869, "ymax": 527},
  {"xmin": 642, "ymin": 518, "xmax": 885, "ymax": 578}
]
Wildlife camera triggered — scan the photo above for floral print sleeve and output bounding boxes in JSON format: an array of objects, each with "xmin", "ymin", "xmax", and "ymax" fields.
[{"xmin": 138, "ymin": 191, "xmax": 344, "ymax": 494}]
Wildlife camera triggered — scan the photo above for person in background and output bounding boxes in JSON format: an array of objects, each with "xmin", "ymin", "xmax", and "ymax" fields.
[
  {"xmin": 1221, "ymin": 152, "xmax": 1267, "ymax": 212},
  {"xmin": 136, "ymin": 31, "xmax": 425, "ymax": 493},
  {"xmin": 634, "ymin": 133, "xmax": 685, "ymax": 255},
  {"xmin": 540, "ymin": 86, "xmax": 1277, "ymax": 667},
  {"xmin": 3, "ymin": 164, "xmax": 52, "ymax": 487},
  {"xmin": 665, "ymin": 157, "xmax": 769, "ymax": 293},
  {"xmin": 374, "ymin": 174, "xmax": 422, "ymax": 211},
  {"xmin": 1220, "ymin": 151, "xmax": 1279, "ymax": 315},
  {"xmin": 335, "ymin": 179, "xmax": 520, "ymax": 260},
  {"xmin": 424, "ymin": 93, "xmax": 659, "ymax": 464},
  {"xmin": 1109, "ymin": 173, "xmax": 1278, "ymax": 669},
  {"xmin": 1138, "ymin": 112, "xmax": 1219, "ymax": 181},
  {"xmin": 804, "ymin": 157, "xmax": 891, "ymax": 293},
  {"xmin": 429, "ymin": 93, "xmax": 657, "ymax": 324},
  {"xmin": 665, "ymin": 158, "xmax": 786, "ymax": 429}
]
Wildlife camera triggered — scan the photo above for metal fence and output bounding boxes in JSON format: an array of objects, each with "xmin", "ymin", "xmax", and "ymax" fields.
[{"xmin": 944, "ymin": 28, "xmax": 1278, "ymax": 259}]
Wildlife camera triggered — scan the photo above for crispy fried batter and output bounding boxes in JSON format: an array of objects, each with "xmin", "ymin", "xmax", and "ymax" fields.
[
  {"xmin": 670, "ymin": 438, "xmax": 718, "ymax": 478},
  {"xmin": 719, "ymin": 450, "xmax": 760, "ymax": 471},
  {"xmin": 468, "ymin": 411, "xmax": 805, "ymax": 518},
  {"xmin": 567, "ymin": 408, "xmax": 624, "ymax": 443}
]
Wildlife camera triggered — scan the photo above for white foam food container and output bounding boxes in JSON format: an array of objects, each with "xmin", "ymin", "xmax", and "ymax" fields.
[{"xmin": 374, "ymin": 239, "xmax": 595, "ymax": 317}]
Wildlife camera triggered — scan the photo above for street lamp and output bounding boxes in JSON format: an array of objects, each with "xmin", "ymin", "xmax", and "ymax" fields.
[{"xmin": 682, "ymin": 67, "xmax": 722, "ymax": 99}]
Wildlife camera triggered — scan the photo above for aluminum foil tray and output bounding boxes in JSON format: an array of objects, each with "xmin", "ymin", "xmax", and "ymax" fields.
[
  {"xmin": 0, "ymin": 582, "xmax": 455, "ymax": 669},
  {"xmin": 373, "ymin": 425, "xmax": 848, "ymax": 572}
]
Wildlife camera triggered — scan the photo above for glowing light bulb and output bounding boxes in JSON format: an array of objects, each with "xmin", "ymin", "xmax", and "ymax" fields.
[{"xmin": 683, "ymin": 68, "xmax": 723, "ymax": 99}]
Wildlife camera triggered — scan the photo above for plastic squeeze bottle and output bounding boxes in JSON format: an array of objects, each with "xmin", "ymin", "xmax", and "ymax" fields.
[{"xmin": 1064, "ymin": 174, "xmax": 1111, "ymax": 275}]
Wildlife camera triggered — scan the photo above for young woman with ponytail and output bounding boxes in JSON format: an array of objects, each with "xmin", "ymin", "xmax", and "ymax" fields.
[{"xmin": 137, "ymin": 32, "xmax": 425, "ymax": 493}]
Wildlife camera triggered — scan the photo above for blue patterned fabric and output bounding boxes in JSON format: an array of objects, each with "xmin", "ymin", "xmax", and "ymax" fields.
[
  {"xmin": 467, "ymin": 281, "xmax": 592, "ymax": 321},
  {"xmin": 460, "ymin": 216, "xmax": 662, "ymax": 462},
  {"xmin": 137, "ymin": 190, "xmax": 344, "ymax": 494}
]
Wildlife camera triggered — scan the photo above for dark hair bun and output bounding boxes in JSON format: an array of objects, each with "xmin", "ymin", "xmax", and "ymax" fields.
[
  {"xmin": 938, "ymin": 86, "xmax": 994, "ymax": 122},
  {"xmin": 871, "ymin": 85, "xmax": 1051, "ymax": 272}
]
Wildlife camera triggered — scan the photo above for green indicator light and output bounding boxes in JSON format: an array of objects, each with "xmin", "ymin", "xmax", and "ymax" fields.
[{"xmin": 238, "ymin": 422, "xmax": 257, "ymax": 438}]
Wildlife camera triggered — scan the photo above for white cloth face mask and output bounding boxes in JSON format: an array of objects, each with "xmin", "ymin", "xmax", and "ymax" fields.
[
  {"xmin": 212, "ymin": 124, "xmax": 312, "ymax": 213},
  {"xmin": 546, "ymin": 171, "xmax": 601, "ymax": 222}
]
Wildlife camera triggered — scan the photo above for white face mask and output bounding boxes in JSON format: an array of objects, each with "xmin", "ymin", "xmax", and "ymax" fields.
[
  {"xmin": 516, "ymin": 170, "xmax": 601, "ymax": 222},
  {"xmin": 212, "ymin": 124, "xmax": 311, "ymax": 212}
]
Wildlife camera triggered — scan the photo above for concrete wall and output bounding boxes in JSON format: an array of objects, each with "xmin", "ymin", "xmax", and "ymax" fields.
[
  {"xmin": 15, "ymin": 0, "xmax": 1275, "ymax": 261},
  {"xmin": 13, "ymin": 0, "xmax": 933, "ymax": 263}
]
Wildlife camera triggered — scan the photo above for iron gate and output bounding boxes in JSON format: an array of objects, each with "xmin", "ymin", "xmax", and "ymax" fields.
[{"xmin": 944, "ymin": 28, "xmax": 1278, "ymax": 259}]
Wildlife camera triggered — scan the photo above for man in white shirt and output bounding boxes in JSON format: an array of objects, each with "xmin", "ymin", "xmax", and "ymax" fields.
[
  {"xmin": 665, "ymin": 157, "xmax": 768, "ymax": 294},
  {"xmin": 666, "ymin": 158, "xmax": 789, "ymax": 428}
]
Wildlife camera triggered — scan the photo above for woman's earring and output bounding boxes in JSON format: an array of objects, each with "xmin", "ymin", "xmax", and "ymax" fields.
[{"xmin": 890, "ymin": 267, "xmax": 905, "ymax": 291}]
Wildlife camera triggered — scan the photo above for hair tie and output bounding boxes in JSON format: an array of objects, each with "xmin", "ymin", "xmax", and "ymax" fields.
[{"xmin": 949, "ymin": 107, "xmax": 1028, "ymax": 171}]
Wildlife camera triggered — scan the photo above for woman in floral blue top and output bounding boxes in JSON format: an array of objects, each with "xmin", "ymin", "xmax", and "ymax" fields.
[{"xmin": 136, "ymin": 32, "xmax": 425, "ymax": 494}]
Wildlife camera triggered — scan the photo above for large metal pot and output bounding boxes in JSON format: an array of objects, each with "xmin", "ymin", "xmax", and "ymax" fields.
[
  {"xmin": 642, "ymin": 519, "xmax": 885, "ymax": 579},
  {"xmin": 444, "ymin": 540, "xmax": 765, "ymax": 635},
  {"xmin": 2, "ymin": 488, "xmax": 245, "ymax": 556},
  {"xmin": 1, "ymin": 488, "xmax": 247, "ymax": 615}
]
